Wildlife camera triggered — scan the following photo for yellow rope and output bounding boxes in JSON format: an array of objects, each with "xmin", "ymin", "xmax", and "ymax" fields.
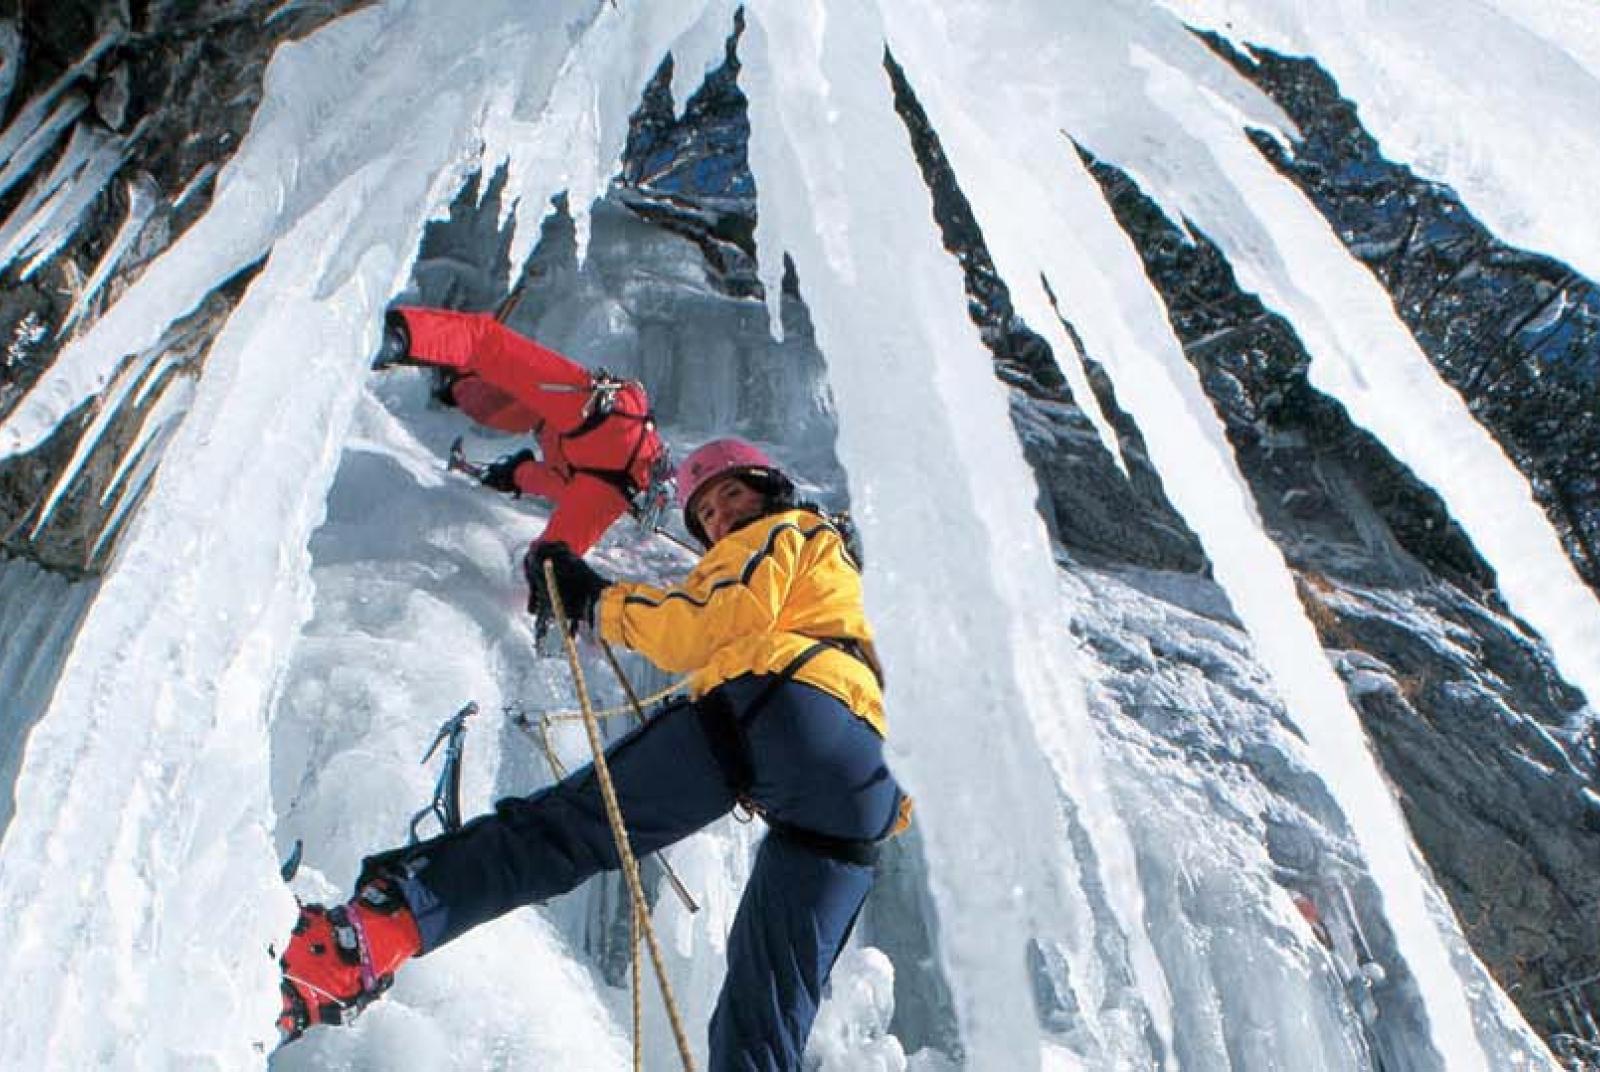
[
  {"xmin": 517, "ymin": 708, "xmax": 700, "ymax": 915},
  {"xmin": 538, "ymin": 676, "xmax": 688, "ymax": 723},
  {"xmin": 601, "ymin": 640, "xmax": 651, "ymax": 717},
  {"xmin": 544, "ymin": 562, "xmax": 697, "ymax": 1072},
  {"xmin": 535, "ymin": 717, "xmax": 569, "ymax": 780},
  {"xmin": 631, "ymin": 903, "xmax": 644, "ymax": 1071}
]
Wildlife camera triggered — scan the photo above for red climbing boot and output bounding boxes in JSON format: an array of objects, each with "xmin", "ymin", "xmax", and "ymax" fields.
[{"xmin": 276, "ymin": 878, "xmax": 422, "ymax": 1043}]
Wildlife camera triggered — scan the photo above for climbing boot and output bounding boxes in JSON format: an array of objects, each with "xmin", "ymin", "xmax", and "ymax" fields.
[
  {"xmin": 276, "ymin": 877, "xmax": 421, "ymax": 1043},
  {"xmin": 369, "ymin": 312, "xmax": 417, "ymax": 371}
]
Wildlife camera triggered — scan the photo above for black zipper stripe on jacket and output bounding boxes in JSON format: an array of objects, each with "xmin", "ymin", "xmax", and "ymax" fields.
[
  {"xmin": 621, "ymin": 576, "xmax": 742, "ymax": 610},
  {"xmin": 737, "ymin": 519, "xmax": 835, "ymax": 587},
  {"xmin": 620, "ymin": 519, "xmax": 834, "ymax": 611},
  {"xmin": 620, "ymin": 517, "xmax": 881, "ymax": 683}
]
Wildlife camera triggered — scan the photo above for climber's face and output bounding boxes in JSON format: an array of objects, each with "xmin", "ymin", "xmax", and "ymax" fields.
[{"xmin": 693, "ymin": 475, "xmax": 768, "ymax": 545}]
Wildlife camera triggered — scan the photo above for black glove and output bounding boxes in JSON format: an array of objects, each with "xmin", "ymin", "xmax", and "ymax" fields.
[
  {"xmin": 524, "ymin": 542, "xmax": 612, "ymax": 637},
  {"xmin": 480, "ymin": 449, "xmax": 537, "ymax": 495},
  {"xmin": 370, "ymin": 311, "xmax": 414, "ymax": 371}
]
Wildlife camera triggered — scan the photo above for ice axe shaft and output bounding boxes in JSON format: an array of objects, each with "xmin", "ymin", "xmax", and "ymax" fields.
[
  {"xmin": 447, "ymin": 436, "xmax": 486, "ymax": 480},
  {"xmin": 408, "ymin": 701, "xmax": 478, "ymax": 843}
]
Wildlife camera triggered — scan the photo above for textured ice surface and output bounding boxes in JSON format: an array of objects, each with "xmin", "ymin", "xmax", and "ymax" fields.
[{"xmin": 0, "ymin": 0, "xmax": 1587, "ymax": 1068}]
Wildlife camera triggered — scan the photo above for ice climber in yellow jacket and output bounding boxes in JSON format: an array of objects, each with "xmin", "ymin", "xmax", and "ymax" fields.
[{"xmin": 276, "ymin": 437, "xmax": 908, "ymax": 1071}]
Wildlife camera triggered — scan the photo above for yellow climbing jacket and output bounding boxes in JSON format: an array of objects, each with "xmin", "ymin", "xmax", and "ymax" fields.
[{"xmin": 597, "ymin": 508, "xmax": 885, "ymax": 736}]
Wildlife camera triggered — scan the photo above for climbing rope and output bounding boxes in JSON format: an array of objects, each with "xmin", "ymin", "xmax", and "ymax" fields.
[
  {"xmin": 543, "ymin": 561, "xmax": 697, "ymax": 1072},
  {"xmin": 631, "ymin": 903, "xmax": 644, "ymax": 1071},
  {"xmin": 510, "ymin": 713, "xmax": 700, "ymax": 916},
  {"xmin": 601, "ymin": 639, "xmax": 651, "ymax": 718},
  {"xmin": 538, "ymin": 676, "xmax": 688, "ymax": 724},
  {"xmin": 506, "ymin": 664, "xmax": 699, "ymax": 915}
]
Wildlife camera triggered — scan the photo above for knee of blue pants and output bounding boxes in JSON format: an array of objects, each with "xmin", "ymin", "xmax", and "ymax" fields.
[{"xmin": 710, "ymin": 833, "xmax": 876, "ymax": 1071}]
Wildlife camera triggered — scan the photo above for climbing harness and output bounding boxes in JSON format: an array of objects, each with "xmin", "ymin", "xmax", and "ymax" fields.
[
  {"xmin": 693, "ymin": 637, "xmax": 902, "ymax": 861},
  {"xmin": 531, "ymin": 368, "xmax": 632, "ymax": 424},
  {"xmin": 526, "ymin": 677, "xmax": 689, "ymax": 725},
  {"xmin": 543, "ymin": 560, "xmax": 697, "ymax": 1072},
  {"xmin": 445, "ymin": 389, "xmax": 670, "ymax": 533}
]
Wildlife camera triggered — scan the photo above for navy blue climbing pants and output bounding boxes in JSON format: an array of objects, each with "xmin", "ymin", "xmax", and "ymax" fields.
[{"xmin": 369, "ymin": 675, "xmax": 903, "ymax": 1071}]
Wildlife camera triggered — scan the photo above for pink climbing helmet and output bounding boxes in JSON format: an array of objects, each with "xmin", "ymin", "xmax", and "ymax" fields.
[{"xmin": 675, "ymin": 437, "xmax": 795, "ymax": 544}]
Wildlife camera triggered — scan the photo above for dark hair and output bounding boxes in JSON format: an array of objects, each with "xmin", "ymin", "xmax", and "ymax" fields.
[
  {"xmin": 736, "ymin": 470, "xmax": 795, "ymax": 508},
  {"xmin": 687, "ymin": 469, "xmax": 797, "ymax": 546}
]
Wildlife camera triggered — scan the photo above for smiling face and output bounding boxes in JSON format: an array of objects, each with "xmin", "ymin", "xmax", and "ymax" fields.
[{"xmin": 692, "ymin": 474, "xmax": 769, "ymax": 545}]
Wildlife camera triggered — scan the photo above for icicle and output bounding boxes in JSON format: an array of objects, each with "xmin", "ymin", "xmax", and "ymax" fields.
[
  {"xmin": 172, "ymin": 161, "xmax": 217, "ymax": 210},
  {"xmin": 667, "ymin": 0, "xmax": 740, "ymax": 116},
  {"xmin": 484, "ymin": 0, "xmax": 723, "ymax": 276},
  {"xmin": 1578, "ymin": 986, "xmax": 1600, "ymax": 1043},
  {"xmin": 131, "ymin": 348, "xmax": 180, "ymax": 410},
  {"xmin": 65, "ymin": 171, "xmax": 161, "ymax": 331},
  {"xmin": 28, "ymin": 341, "xmax": 163, "ymax": 540},
  {"xmin": 99, "ymin": 363, "xmax": 190, "ymax": 509},
  {"xmin": 0, "ymin": 90, "xmax": 90, "ymax": 204},
  {"xmin": 88, "ymin": 376, "xmax": 193, "ymax": 569},
  {"xmin": 21, "ymin": 119, "xmax": 146, "ymax": 278},
  {"xmin": 0, "ymin": 121, "xmax": 132, "ymax": 278},
  {"xmin": 1040, "ymin": 270, "xmax": 1129, "ymax": 475},
  {"xmin": 0, "ymin": 28, "xmax": 122, "ymax": 172},
  {"xmin": 0, "ymin": 20, "xmax": 21, "ymax": 119},
  {"xmin": 743, "ymin": 3, "xmax": 1170, "ymax": 1064}
]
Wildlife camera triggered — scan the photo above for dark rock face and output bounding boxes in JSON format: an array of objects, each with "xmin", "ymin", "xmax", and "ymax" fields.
[
  {"xmin": 1085, "ymin": 155, "xmax": 1496, "ymax": 599},
  {"xmin": 1081, "ymin": 98, "xmax": 1600, "ymax": 1059},
  {"xmin": 0, "ymin": 2, "xmax": 367, "ymax": 572},
  {"xmin": 1201, "ymin": 34, "xmax": 1600, "ymax": 598},
  {"xmin": 619, "ymin": 17, "xmax": 761, "ymax": 301},
  {"xmin": 882, "ymin": 51, "xmax": 1210, "ymax": 576}
]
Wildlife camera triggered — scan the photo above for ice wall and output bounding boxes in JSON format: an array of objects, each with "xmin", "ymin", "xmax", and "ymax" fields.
[
  {"xmin": 0, "ymin": 556, "xmax": 96, "ymax": 836},
  {"xmin": 0, "ymin": 0, "xmax": 1582, "ymax": 1067},
  {"xmin": 744, "ymin": 3, "xmax": 1175, "ymax": 1065},
  {"xmin": 0, "ymin": 2, "xmax": 731, "ymax": 1064}
]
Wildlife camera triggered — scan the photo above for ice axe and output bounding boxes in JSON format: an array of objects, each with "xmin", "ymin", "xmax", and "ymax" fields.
[
  {"xmin": 446, "ymin": 436, "xmax": 486, "ymax": 481},
  {"xmin": 276, "ymin": 700, "xmax": 477, "ymax": 882},
  {"xmin": 408, "ymin": 701, "xmax": 478, "ymax": 843}
]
